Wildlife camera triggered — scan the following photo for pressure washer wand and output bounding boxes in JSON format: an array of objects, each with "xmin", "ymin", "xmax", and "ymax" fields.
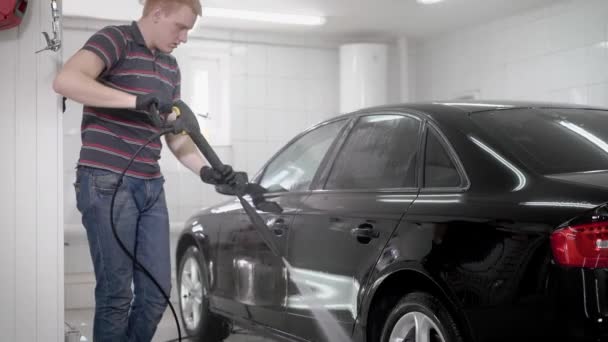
[
  {"xmin": 166, "ymin": 103, "xmax": 353, "ymax": 342},
  {"xmin": 170, "ymin": 102, "xmax": 284, "ymax": 258},
  {"xmin": 192, "ymin": 129, "xmax": 283, "ymax": 257}
]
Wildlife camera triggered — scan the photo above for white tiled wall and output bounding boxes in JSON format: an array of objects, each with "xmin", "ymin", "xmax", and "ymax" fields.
[
  {"xmin": 0, "ymin": 1, "xmax": 63, "ymax": 339},
  {"xmin": 230, "ymin": 44, "xmax": 339, "ymax": 178},
  {"xmin": 412, "ymin": 0, "xmax": 608, "ymax": 106},
  {"xmin": 62, "ymin": 24, "xmax": 339, "ymax": 309}
]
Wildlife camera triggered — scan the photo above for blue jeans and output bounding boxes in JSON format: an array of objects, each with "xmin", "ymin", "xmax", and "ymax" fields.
[{"xmin": 75, "ymin": 166, "xmax": 171, "ymax": 342}]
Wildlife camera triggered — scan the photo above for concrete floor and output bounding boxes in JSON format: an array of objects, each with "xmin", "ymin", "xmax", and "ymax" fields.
[{"xmin": 65, "ymin": 308, "xmax": 272, "ymax": 342}]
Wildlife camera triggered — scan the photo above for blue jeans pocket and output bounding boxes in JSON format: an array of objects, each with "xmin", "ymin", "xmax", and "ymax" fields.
[
  {"xmin": 74, "ymin": 169, "xmax": 87, "ymax": 213},
  {"xmin": 92, "ymin": 170, "xmax": 122, "ymax": 195}
]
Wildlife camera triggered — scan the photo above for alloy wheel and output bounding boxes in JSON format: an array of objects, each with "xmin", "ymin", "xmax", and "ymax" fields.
[
  {"xmin": 180, "ymin": 256, "xmax": 206, "ymax": 331},
  {"xmin": 388, "ymin": 311, "xmax": 446, "ymax": 342}
]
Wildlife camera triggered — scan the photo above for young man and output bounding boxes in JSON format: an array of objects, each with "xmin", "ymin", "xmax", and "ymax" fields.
[{"xmin": 53, "ymin": 1, "xmax": 236, "ymax": 341}]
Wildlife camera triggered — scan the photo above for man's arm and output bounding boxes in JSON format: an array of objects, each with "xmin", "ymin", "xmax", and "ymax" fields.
[
  {"xmin": 165, "ymin": 131, "xmax": 238, "ymax": 186},
  {"xmin": 52, "ymin": 50, "xmax": 136, "ymax": 109},
  {"xmin": 165, "ymin": 132, "xmax": 206, "ymax": 174},
  {"xmin": 166, "ymin": 100, "xmax": 238, "ymax": 185}
]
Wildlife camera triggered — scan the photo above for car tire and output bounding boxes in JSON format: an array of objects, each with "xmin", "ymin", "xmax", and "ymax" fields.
[
  {"xmin": 178, "ymin": 246, "xmax": 229, "ymax": 341},
  {"xmin": 380, "ymin": 292, "xmax": 463, "ymax": 342}
]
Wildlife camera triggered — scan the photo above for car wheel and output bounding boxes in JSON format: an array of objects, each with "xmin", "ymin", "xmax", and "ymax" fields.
[
  {"xmin": 380, "ymin": 292, "xmax": 462, "ymax": 342},
  {"xmin": 178, "ymin": 246, "xmax": 229, "ymax": 341}
]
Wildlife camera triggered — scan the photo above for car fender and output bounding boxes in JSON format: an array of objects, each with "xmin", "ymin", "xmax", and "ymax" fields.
[
  {"xmin": 175, "ymin": 217, "xmax": 217, "ymax": 288},
  {"xmin": 357, "ymin": 259, "xmax": 475, "ymax": 342}
]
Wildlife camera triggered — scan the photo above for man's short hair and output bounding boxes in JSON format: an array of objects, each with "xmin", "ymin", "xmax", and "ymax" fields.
[{"xmin": 143, "ymin": 0, "xmax": 202, "ymax": 17}]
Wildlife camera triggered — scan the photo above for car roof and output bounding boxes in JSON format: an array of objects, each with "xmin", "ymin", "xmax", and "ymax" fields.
[
  {"xmin": 313, "ymin": 100, "xmax": 608, "ymax": 145},
  {"xmin": 313, "ymin": 100, "xmax": 608, "ymax": 141},
  {"xmin": 352, "ymin": 100, "xmax": 608, "ymax": 116}
]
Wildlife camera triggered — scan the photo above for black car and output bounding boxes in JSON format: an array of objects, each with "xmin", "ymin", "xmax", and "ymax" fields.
[{"xmin": 175, "ymin": 101, "xmax": 608, "ymax": 342}]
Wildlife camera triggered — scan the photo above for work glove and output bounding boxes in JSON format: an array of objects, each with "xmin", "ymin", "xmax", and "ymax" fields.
[
  {"xmin": 200, "ymin": 164, "xmax": 238, "ymax": 186},
  {"xmin": 215, "ymin": 171, "xmax": 249, "ymax": 197},
  {"xmin": 136, "ymin": 93, "xmax": 172, "ymax": 128}
]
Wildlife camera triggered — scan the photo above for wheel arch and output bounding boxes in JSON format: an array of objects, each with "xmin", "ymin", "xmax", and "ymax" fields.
[
  {"xmin": 363, "ymin": 266, "xmax": 475, "ymax": 342},
  {"xmin": 175, "ymin": 229, "xmax": 214, "ymax": 286}
]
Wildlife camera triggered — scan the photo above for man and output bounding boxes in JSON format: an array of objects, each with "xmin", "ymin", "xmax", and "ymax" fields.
[{"xmin": 53, "ymin": 1, "xmax": 236, "ymax": 341}]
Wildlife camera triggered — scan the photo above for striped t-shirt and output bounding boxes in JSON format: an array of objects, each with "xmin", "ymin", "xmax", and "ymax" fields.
[{"xmin": 78, "ymin": 21, "xmax": 180, "ymax": 179}]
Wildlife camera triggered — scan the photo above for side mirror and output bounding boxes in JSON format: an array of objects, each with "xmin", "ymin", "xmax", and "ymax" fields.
[
  {"xmin": 215, "ymin": 172, "xmax": 249, "ymax": 196},
  {"xmin": 215, "ymin": 184, "xmax": 239, "ymax": 196},
  {"xmin": 214, "ymin": 174, "xmax": 283, "ymax": 214},
  {"xmin": 249, "ymin": 183, "xmax": 283, "ymax": 214}
]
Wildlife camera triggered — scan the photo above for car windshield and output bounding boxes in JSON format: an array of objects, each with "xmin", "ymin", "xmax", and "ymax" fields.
[{"xmin": 470, "ymin": 107, "xmax": 608, "ymax": 175}]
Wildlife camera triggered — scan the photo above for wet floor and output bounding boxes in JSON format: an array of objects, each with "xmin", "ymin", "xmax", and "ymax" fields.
[{"xmin": 65, "ymin": 308, "xmax": 273, "ymax": 342}]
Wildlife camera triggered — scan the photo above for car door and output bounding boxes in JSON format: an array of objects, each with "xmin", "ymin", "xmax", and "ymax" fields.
[
  {"xmin": 284, "ymin": 113, "xmax": 423, "ymax": 341},
  {"xmin": 213, "ymin": 118, "xmax": 349, "ymax": 332}
]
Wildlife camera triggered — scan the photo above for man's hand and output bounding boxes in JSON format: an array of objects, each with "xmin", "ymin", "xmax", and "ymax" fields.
[
  {"xmin": 215, "ymin": 171, "xmax": 249, "ymax": 197},
  {"xmin": 136, "ymin": 93, "xmax": 173, "ymax": 127},
  {"xmin": 136, "ymin": 93, "xmax": 173, "ymax": 113},
  {"xmin": 200, "ymin": 164, "xmax": 237, "ymax": 186}
]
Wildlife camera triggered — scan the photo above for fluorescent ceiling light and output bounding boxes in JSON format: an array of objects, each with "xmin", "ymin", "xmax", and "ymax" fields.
[
  {"xmin": 417, "ymin": 0, "xmax": 444, "ymax": 4},
  {"xmin": 64, "ymin": 1, "xmax": 326, "ymax": 27},
  {"xmin": 204, "ymin": 8, "xmax": 326, "ymax": 26}
]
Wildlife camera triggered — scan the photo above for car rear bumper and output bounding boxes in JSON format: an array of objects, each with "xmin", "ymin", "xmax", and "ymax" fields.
[
  {"xmin": 466, "ymin": 267, "xmax": 608, "ymax": 341},
  {"xmin": 554, "ymin": 267, "xmax": 608, "ymax": 339}
]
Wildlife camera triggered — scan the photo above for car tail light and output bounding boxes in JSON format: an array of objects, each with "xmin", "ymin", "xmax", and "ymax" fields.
[{"xmin": 551, "ymin": 221, "xmax": 608, "ymax": 268}]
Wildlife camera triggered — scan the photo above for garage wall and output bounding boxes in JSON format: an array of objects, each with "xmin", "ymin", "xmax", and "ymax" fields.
[
  {"xmin": 412, "ymin": 0, "xmax": 608, "ymax": 105},
  {"xmin": 0, "ymin": 0, "xmax": 63, "ymax": 341},
  {"xmin": 230, "ymin": 42, "xmax": 339, "ymax": 181},
  {"xmin": 62, "ymin": 20, "xmax": 339, "ymax": 309}
]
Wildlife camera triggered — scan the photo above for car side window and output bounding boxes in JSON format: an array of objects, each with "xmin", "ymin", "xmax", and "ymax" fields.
[
  {"xmin": 424, "ymin": 127, "xmax": 462, "ymax": 188},
  {"xmin": 260, "ymin": 119, "xmax": 347, "ymax": 193},
  {"xmin": 325, "ymin": 114, "xmax": 421, "ymax": 190}
]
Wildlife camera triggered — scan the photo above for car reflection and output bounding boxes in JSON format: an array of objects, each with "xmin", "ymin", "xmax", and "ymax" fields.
[
  {"xmin": 287, "ymin": 266, "xmax": 361, "ymax": 319},
  {"xmin": 232, "ymin": 256, "xmax": 361, "ymax": 319},
  {"xmin": 469, "ymin": 135, "xmax": 528, "ymax": 191}
]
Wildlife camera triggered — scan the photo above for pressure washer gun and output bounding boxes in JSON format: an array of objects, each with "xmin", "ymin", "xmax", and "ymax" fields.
[{"xmin": 160, "ymin": 101, "xmax": 285, "ymax": 258}]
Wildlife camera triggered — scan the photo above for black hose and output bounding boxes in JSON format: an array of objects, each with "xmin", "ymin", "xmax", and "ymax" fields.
[
  {"xmin": 109, "ymin": 128, "xmax": 183, "ymax": 342},
  {"xmin": 107, "ymin": 102, "xmax": 282, "ymax": 342}
]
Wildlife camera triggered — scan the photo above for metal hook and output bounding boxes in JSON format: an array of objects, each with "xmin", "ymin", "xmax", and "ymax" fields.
[{"xmin": 36, "ymin": 0, "xmax": 61, "ymax": 53}]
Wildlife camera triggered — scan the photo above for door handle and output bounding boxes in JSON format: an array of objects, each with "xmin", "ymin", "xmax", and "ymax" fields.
[
  {"xmin": 351, "ymin": 224, "xmax": 379, "ymax": 244},
  {"xmin": 268, "ymin": 217, "xmax": 288, "ymax": 236}
]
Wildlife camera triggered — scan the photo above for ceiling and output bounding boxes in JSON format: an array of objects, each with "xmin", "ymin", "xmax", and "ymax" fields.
[{"xmin": 63, "ymin": 0, "xmax": 560, "ymax": 39}]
